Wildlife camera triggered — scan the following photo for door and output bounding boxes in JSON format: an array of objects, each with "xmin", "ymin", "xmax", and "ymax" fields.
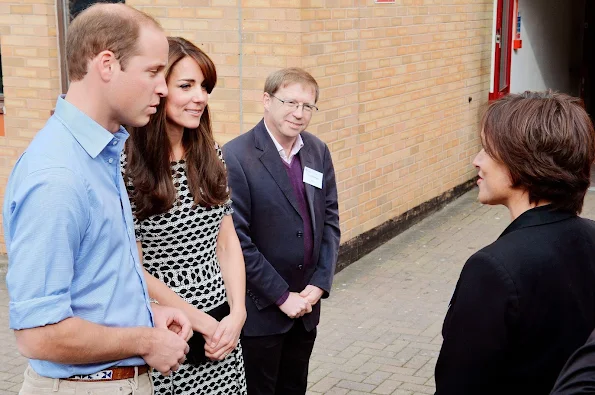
[
  {"xmin": 490, "ymin": 0, "xmax": 515, "ymax": 100},
  {"xmin": 582, "ymin": 0, "xmax": 595, "ymax": 117}
]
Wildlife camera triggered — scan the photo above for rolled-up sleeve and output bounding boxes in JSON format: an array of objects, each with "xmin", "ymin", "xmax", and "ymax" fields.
[{"xmin": 5, "ymin": 168, "xmax": 89, "ymax": 330}]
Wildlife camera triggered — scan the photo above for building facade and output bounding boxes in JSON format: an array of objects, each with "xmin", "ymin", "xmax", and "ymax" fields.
[{"xmin": 0, "ymin": 0, "xmax": 493, "ymax": 258}]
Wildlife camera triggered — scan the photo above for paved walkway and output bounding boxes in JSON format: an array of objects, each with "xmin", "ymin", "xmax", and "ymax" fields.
[{"xmin": 1, "ymin": 189, "xmax": 595, "ymax": 394}]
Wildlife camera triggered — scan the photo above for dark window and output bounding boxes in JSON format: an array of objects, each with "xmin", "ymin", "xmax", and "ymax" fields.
[
  {"xmin": 0, "ymin": 48, "xmax": 4, "ymax": 114},
  {"xmin": 69, "ymin": 0, "xmax": 125, "ymax": 20},
  {"xmin": 0, "ymin": 49, "xmax": 3, "ymax": 95}
]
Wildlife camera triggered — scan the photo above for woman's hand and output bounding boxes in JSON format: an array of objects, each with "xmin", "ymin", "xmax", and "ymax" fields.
[
  {"xmin": 195, "ymin": 313, "xmax": 219, "ymax": 344},
  {"xmin": 204, "ymin": 308, "xmax": 247, "ymax": 361}
]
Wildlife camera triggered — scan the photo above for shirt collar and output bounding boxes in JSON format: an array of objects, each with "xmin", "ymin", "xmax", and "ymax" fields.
[
  {"xmin": 263, "ymin": 120, "xmax": 304, "ymax": 162},
  {"xmin": 53, "ymin": 95, "xmax": 124, "ymax": 159}
]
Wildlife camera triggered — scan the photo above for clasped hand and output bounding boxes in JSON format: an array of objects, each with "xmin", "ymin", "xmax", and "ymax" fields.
[
  {"xmin": 201, "ymin": 310, "xmax": 246, "ymax": 361},
  {"xmin": 279, "ymin": 286, "xmax": 324, "ymax": 319},
  {"xmin": 144, "ymin": 304, "xmax": 192, "ymax": 376}
]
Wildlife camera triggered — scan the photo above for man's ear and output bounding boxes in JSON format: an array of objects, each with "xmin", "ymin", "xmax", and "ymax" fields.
[
  {"xmin": 263, "ymin": 92, "xmax": 271, "ymax": 111},
  {"xmin": 94, "ymin": 50, "xmax": 118, "ymax": 82}
]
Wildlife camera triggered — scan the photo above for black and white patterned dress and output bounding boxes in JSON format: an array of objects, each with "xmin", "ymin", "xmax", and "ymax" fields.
[{"xmin": 121, "ymin": 146, "xmax": 247, "ymax": 395}]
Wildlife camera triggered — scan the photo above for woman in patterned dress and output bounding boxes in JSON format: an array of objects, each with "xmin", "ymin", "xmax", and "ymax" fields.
[{"xmin": 122, "ymin": 37, "xmax": 247, "ymax": 395}]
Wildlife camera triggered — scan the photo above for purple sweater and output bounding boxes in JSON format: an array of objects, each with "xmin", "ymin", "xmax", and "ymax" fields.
[{"xmin": 275, "ymin": 154, "xmax": 314, "ymax": 306}]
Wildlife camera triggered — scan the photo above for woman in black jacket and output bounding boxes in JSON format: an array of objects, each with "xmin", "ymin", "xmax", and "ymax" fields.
[{"xmin": 435, "ymin": 91, "xmax": 595, "ymax": 395}]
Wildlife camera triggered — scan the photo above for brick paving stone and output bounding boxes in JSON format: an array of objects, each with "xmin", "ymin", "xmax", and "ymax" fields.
[
  {"xmin": 328, "ymin": 370, "xmax": 368, "ymax": 382},
  {"xmin": 403, "ymin": 356, "xmax": 430, "ymax": 370},
  {"xmin": 337, "ymin": 345, "xmax": 365, "ymax": 359},
  {"xmin": 387, "ymin": 374, "xmax": 428, "ymax": 386},
  {"xmin": 400, "ymin": 383, "xmax": 435, "ymax": 394},
  {"xmin": 343, "ymin": 354, "xmax": 373, "ymax": 369},
  {"xmin": 310, "ymin": 377, "xmax": 342, "ymax": 393},
  {"xmin": 309, "ymin": 366, "xmax": 334, "ymax": 384},
  {"xmin": 363, "ymin": 371, "xmax": 392, "ymax": 386},
  {"xmin": 324, "ymin": 389, "xmax": 349, "ymax": 395},
  {"xmin": 379, "ymin": 366, "xmax": 417, "ymax": 376},
  {"xmin": 413, "ymin": 369, "xmax": 433, "ymax": 379},
  {"xmin": 1, "ymin": 189, "xmax": 595, "ymax": 394},
  {"xmin": 372, "ymin": 380, "xmax": 403, "ymax": 394},
  {"xmin": 336, "ymin": 379, "xmax": 376, "ymax": 392},
  {"xmin": 353, "ymin": 362, "xmax": 382, "ymax": 376}
]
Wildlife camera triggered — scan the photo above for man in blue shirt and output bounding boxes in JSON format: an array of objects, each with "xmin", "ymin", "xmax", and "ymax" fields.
[{"xmin": 2, "ymin": 4, "xmax": 191, "ymax": 394}]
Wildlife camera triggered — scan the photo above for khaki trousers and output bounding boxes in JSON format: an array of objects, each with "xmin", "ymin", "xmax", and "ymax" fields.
[{"xmin": 19, "ymin": 365, "xmax": 153, "ymax": 395}]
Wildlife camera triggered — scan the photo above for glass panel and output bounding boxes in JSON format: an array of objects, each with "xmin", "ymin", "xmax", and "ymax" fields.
[
  {"xmin": 69, "ymin": 0, "xmax": 125, "ymax": 20},
  {"xmin": 499, "ymin": 0, "xmax": 511, "ymax": 91}
]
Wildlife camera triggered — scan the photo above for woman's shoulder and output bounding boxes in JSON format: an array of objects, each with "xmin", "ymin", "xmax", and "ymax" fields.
[
  {"xmin": 464, "ymin": 247, "xmax": 510, "ymax": 277},
  {"xmin": 471, "ymin": 235, "xmax": 535, "ymax": 277}
]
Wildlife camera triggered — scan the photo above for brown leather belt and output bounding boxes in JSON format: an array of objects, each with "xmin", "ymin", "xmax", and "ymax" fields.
[{"xmin": 65, "ymin": 365, "xmax": 150, "ymax": 381}]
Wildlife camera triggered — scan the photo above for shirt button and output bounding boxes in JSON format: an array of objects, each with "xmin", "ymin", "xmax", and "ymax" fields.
[
  {"xmin": 112, "ymin": 140, "xmax": 118, "ymax": 146},
  {"xmin": 297, "ymin": 231, "xmax": 303, "ymax": 238},
  {"xmin": 298, "ymin": 264, "xmax": 304, "ymax": 270},
  {"xmin": 108, "ymin": 158, "xmax": 114, "ymax": 164}
]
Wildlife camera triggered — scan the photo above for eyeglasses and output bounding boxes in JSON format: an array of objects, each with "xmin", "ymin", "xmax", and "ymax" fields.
[{"xmin": 270, "ymin": 94, "xmax": 319, "ymax": 113}]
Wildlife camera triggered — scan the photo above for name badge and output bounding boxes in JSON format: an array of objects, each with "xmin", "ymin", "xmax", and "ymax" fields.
[{"xmin": 303, "ymin": 166, "xmax": 323, "ymax": 189}]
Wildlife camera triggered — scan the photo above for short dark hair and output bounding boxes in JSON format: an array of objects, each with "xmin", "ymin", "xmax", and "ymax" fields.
[{"xmin": 482, "ymin": 91, "xmax": 595, "ymax": 213}]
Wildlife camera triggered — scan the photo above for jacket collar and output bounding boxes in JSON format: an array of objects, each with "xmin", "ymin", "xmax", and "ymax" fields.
[
  {"xmin": 254, "ymin": 119, "xmax": 271, "ymax": 151},
  {"xmin": 253, "ymin": 118, "xmax": 316, "ymax": 230},
  {"xmin": 499, "ymin": 205, "xmax": 576, "ymax": 239}
]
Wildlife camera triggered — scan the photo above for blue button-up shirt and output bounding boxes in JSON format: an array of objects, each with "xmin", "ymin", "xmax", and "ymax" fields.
[{"xmin": 3, "ymin": 96, "xmax": 154, "ymax": 378}]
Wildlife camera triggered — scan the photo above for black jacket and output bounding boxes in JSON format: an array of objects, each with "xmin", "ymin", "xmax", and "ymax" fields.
[
  {"xmin": 435, "ymin": 205, "xmax": 595, "ymax": 395},
  {"xmin": 551, "ymin": 327, "xmax": 595, "ymax": 394}
]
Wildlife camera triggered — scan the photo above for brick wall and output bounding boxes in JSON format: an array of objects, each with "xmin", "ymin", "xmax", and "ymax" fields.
[
  {"xmin": 299, "ymin": 1, "xmax": 493, "ymax": 240},
  {"xmin": 0, "ymin": 0, "xmax": 493, "ymax": 252},
  {"xmin": 0, "ymin": 0, "xmax": 62, "ymax": 253}
]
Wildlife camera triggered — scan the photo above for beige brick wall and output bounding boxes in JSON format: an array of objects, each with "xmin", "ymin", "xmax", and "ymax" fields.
[
  {"xmin": 0, "ymin": 0, "xmax": 493, "ymax": 252},
  {"xmin": 0, "ymin": 0, "xmax": 62, "ymax": 253},
  {"xmin": 299, "ymin": 1, "xmax": 493, "ymax": 241}
]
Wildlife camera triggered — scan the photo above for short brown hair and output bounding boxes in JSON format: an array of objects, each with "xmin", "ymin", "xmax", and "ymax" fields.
[
  {"xmin": 264, "ymin": 67, "xmax": 319, "ymax": 103},
  {"xmin": 482, "ymin": 91, "xmax": 595, "ymax": 213},
  {"xmin": 66, "ymin": 3, "xmax": 162, "ymax": 81}
]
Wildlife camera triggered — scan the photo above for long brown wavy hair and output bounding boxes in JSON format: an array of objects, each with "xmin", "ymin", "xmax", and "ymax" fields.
[{"xmin": 124, "ymin": 37, "xmax": 228, "ymax": 220}]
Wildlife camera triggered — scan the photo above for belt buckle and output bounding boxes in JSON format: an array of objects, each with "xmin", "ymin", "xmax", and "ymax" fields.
[{"xmin": 70, "ymin": 369, "xmax": 113, "ymax": 381}]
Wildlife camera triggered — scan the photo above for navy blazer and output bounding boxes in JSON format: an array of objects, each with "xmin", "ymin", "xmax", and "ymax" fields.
[
  {"xmin": 223, "ymin": 119, "xmax": 341, "ymax": 336},
  {"xmin": 435, "ymin": 205, "xmax": 595, "ymax": 395}
]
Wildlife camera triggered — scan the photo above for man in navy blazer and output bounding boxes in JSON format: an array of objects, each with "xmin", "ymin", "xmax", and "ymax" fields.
[{"xmin": 223, "ymin": 68, "xmax": 340, "ymax": 395}]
